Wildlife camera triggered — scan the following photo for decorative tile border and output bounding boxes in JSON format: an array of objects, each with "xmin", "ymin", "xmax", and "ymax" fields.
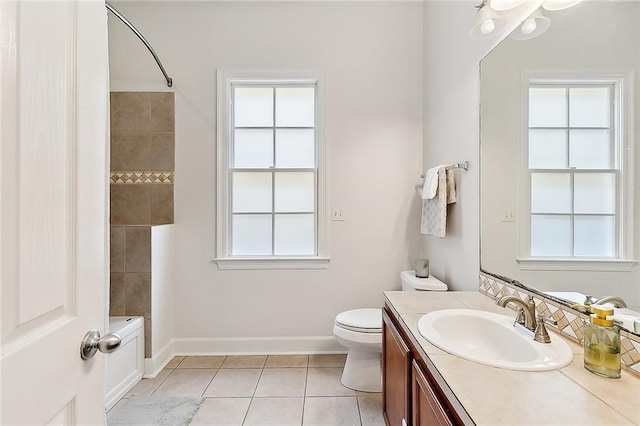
[
  {"xmin": 111, "ymin": 171, "xmax": 174, "ymax": 185},
  {"xmin": 479, "ymin": 271, "xmax": 640, "ymax": 378}
]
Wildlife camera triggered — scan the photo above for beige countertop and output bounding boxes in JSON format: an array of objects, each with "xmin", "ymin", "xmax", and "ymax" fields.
[{"xmin": 384, "ymin": 291, "xmax": 639, "ymax": 425}]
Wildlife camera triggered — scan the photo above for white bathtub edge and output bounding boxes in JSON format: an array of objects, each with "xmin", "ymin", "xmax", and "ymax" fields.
[
  {"xmin": 106, "ymin": 317, "xmax": 144, "ymax": 411},
  {"xmin": 105, "ymin": 369, "xmax": 143, "ymax": 411}
]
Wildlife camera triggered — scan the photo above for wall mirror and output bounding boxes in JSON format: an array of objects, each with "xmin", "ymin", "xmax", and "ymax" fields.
[{"xmin": 480, "ymin": 0, "xmax": 640, "ymax": 335}]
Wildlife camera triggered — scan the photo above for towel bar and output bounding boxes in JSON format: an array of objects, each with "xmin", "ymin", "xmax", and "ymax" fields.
[{"xmin": 420, "ymin": 161, "xmax": 468, "ymax": 178}]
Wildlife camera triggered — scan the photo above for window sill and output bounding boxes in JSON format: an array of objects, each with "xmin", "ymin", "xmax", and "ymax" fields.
[
  {"xmin": 215, "ymin": 257, "xmax": 331, "ymax": 270},
  {"xmin": 516, "ymin": 257, "xmax": 638, "ymax": 272}
]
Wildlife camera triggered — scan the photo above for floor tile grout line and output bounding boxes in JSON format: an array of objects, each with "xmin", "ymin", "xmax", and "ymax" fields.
[
  {"xmin": 176, "ymin": 355, "xmax": 228, "ymax": 370},
  {"xmin": 149, "ymin": 366, "xmax": 175, "ymax": 397},
  {"xmin": 301, "ymin": 361, "xmax": 309, "ymax": 424},
  {"xmin": 355, "ymin": 394, "xmax": 363, "ymax": 426},
  {"xmin": 241, "ymin": 393, "xmax": 253, "ymax": 425},
  {"xmin": 199, "ymin": 367, "xmax": 220, "ymax": 399},
  {"xmin": 173, "ymin": 356, "xmax": 186, "ymax": 369},
  {"xmin": 251, "ymin": 366, "xmax": 266, "ymax": 399}
]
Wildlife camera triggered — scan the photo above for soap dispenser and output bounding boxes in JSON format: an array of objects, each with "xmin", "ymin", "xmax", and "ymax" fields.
[{"xmin": 583, "ymin": 305, "xmax": 621, "ymax": 379}]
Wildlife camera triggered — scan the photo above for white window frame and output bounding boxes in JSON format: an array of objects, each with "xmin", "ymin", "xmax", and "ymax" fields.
[
  {"xmin": 215, "ymin": 69, "xmax": 329, "ymax": 270},
  {"xmin": 516, "ymin": 70, "xmax": 637, "ymax": 272}
]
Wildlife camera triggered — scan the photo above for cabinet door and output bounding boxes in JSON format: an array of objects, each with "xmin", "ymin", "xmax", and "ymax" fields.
[
  {"xmin": 383, "ymin": 308, "xmax": 412, "ymax": 426},
  {"xmin": 412, "ymin": 360, "xmax": 453, "ymax": 426}
]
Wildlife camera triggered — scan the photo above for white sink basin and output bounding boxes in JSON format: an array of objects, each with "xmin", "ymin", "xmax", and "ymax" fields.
[{"xmin": 417, "ymin": 309, "xmax": 573, "ymax": 371}]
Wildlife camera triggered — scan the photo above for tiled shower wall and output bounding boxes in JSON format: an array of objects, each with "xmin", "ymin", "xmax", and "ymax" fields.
[
  {"xmin": 109, "ymin": 92, "xmax": 175, "ymax": 357},
  {"xmin": 110, "ymin": 92, "xmax": 174, "ymax": 224}
]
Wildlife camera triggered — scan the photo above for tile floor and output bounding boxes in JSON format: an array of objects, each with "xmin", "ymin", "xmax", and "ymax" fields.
[{"xmin": 107, "ymin": 354, "xmax": 384, "ymax": 426}]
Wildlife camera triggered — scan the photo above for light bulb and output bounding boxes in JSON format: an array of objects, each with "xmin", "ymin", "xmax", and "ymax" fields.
[
  {"xmin": 520, "ymin": 17, "xmax": 537, "ymax": 35},
  {"xmin": 480, "ymin": 19, "xmax": 496, "ymax": 35}
]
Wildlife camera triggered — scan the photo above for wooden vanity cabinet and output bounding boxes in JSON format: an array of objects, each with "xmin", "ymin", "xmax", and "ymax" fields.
[
  {"xmin": 412, "ymin": 360, "xmax": 453, "ymax": 426},
  {"xmin": 383, "ymin": 305, "xmax": 468, "ymax": 426},
  {"xmin": 382, "ymin": 308, "xmax": 411, "ymax": 426}
]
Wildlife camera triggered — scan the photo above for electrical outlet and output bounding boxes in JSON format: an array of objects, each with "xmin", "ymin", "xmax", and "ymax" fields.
[
  {"xmin": 502, "ymin": 209, "xmax": 516, "ymax": 222},
  {"xmin": 331, "ymin": 208, "xmax": 346, "ymax": 221}
]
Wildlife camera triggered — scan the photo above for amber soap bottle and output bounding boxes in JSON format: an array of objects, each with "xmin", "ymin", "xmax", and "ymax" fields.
[{"xmin": 583, "ymin": 305, "xmax": 621, "ymax": 379}]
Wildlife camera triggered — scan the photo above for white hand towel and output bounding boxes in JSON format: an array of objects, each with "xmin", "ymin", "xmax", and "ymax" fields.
[{"xmin": 421, "ymin": 165, "xmax": 446, "ymax": 200}]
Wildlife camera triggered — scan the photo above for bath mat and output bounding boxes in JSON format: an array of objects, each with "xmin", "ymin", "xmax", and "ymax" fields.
[{"xmin": 107, "ymin": 396, "xmax": 204, "ymax": 426}]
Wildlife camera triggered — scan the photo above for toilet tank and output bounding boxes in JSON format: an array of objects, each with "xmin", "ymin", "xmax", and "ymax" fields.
[{"xmin": 400, "ymin": 270, "xmax": 448, "ymax": 291}]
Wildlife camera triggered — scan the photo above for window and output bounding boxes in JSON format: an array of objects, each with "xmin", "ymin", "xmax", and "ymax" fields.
[
  {"xmin": 518, "ymin": 73, "xmax": 635, "ymax": 271},
  {"xmin": 216, "ymin": 71, "xmax": 328, "ymax": 269}
]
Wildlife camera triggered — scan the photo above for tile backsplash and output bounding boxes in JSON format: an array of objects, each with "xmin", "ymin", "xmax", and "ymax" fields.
[{"xmin": 479, "ymin": 271, "xmax": 640, "ymax": 378}]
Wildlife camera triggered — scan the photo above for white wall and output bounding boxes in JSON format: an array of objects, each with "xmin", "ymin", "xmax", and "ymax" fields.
[
  {"xmin": 151, "ymin": 225, "xmax": 175, "ymax": 369},
  {"xmin": 109, "ymin": 1, "xmax": 424, "ymax": 352},
  {"xmin": 480, "ymin": 2, "xmax": 640, "ymax": 309},
  {"xmin": 421, "ymin": 1, "xmax": 537, "ymax": 291},
  {"xmin": 422, "ymin": 2, "xmax": 481, "ymax": 291}
]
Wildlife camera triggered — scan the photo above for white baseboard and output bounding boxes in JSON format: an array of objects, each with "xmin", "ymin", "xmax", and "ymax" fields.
[
  {"xmin": 143, "ymin": 336, "xmax": 345, "ymax": 376},
  {"xmin": 173, "ymin": 335, "xmax": 345, "ymax": 356},
  {"xmin": 143, "ymin": 339, "xmax": 175, "ymax": 378}
]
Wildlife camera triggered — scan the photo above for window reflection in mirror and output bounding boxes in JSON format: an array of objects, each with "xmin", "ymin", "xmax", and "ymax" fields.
[{"xmin": 479, "ymin": 0, "xmax": 640, "ymax": 334}]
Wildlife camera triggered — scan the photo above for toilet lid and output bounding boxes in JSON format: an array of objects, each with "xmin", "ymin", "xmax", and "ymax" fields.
[{"xmin": 335, "ymin": 309, "xmax": 382, "ymax": 333}]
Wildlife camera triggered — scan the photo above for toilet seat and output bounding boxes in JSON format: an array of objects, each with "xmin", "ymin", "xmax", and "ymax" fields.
[
  {"xmin": 335, "ymin": 309, "xmax": 382, "ymax": 334},
  {"xmin": 333, "ymin": 324, "xmax": 382, "ymax": 345}
]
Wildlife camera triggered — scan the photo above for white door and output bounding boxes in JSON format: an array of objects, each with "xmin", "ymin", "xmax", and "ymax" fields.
[{"xmin": 1, "ymin": 0, "xmax": 110, "ymax": 424}]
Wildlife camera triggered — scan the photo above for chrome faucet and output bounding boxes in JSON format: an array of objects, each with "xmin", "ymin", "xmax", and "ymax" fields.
[
  {"xmin": 584, "ymin": 295, "xmax": 627, "ymax": 308},
  {"xmin": 496, "ymin": 295, "xmax": 536, "ymax": 331}
]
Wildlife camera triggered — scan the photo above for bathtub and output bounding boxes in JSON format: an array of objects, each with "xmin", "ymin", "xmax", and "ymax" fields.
[{"xmin": 105, "ymin": 316, "xmax": 144, "ymax": 410}]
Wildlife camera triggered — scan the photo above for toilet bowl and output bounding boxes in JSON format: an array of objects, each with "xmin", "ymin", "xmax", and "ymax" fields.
[
  {"xmin": 333, "ymin": 270, "xmax": 447, "ymax": 392},
  {"xmin": 333, "ymin": 308, "xmax": 383, "ymax": 392}
]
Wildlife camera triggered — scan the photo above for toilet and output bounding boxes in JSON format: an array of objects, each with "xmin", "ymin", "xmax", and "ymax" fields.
[{"xmin": 333, "ymin": 270, "xmax": 447, "ymax": 392}]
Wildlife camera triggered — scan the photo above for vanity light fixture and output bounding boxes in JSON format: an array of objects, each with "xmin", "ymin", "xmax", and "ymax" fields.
[
  {"xmin": 489, "ymin": 0, "xmax": 527, "ymax": 11},
  {"xmin": 510, "ymin": 7, "xmax": 551, "ymax": 40},
  {"xmin": 470, "ymin": 0, "xmax": 583, "ymax": 41},
  {"xmin": 542, "ymin": 0, "xmax": 583, "ymax": 11},
  {"xmin": 469, "ymin": 0, "xmax": 507, "ymax": 40}
]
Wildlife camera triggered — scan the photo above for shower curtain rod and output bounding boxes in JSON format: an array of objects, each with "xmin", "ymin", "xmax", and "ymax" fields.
[{"xmin": 106, "ymin": 1, "xmax": 173, "ymax": 87}]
